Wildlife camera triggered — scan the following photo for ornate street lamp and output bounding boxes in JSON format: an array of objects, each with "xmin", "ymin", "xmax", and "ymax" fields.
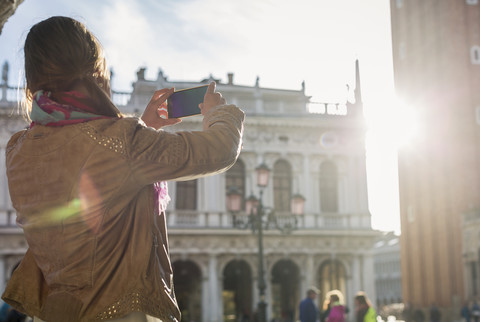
[
  {"xmin": 227, "ymin": 186, "xmax": 242, "ymax": 213},
  {"xmin": 226, "ymin": 163, "xmax": 305, "ymax": 322},
  {"xmin": 291, "ymin": 193, "xmax": 306, "ymax": 216},
  {"xmin": 255, "ymin": 163, "xmax": 270, "ymax": 188}
]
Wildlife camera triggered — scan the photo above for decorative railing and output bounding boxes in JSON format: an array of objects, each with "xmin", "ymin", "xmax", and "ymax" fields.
[
  {"xmin": 0, "ymin": 208, "xmax": 371, "ymax": 231},
  {"xmin": 0, "ymin": 84, "xmax": 130, "ymax": 108},
  {"xmin": 0, "ymin": 209, "xmax": 20, "ymax": 229},
  {"xmin": 111, "ymin": 90, "xmax": 130, "ymax": 107},
  {"xmin": 0, "ymin": 83, "xmax": 24, "ymax": 105},
  {"xmin": 166, "ymin": 210, "xmax": 372, "ymax": 230},
  {"xmin": 308, "ymin": 102, "xmax": 348, "ymax": 116}
]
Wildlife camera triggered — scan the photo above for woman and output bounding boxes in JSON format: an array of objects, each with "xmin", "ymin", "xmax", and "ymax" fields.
[
  {"xmin": 2, "ymin": 16, "xmax": 244, "ymax": 322},
  {"xmin": 354, "ymin": 292, "xmax": 376, "ymax": 322},
  {"xmin": 326, "ymin": 291, "xmax": 346, "ymax": 322}
]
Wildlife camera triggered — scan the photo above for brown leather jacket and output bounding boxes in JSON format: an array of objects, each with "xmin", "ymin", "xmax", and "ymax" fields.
[{"xmin": 3, "ymin": 105, "xmax": 244, "ymax": 321}]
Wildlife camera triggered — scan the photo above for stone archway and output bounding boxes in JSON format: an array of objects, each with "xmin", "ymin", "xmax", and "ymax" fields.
[
  {"xmin": 317, "ymin": 259, "xmax": 347, "ymax": 306},
  {"xmin": 270, "ymin": 259, "xmax": 300, "ymax": 322},
  {"xmin": 223, "ymin": 259, "xmax": 253, "ymax": 321},
  {"xmin": 172, "ymin": 260, "xmax": 202, "ymax": 321}
]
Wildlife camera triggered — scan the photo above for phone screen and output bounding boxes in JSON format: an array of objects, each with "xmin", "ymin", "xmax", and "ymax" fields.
[{"xmin": 167, "ymin": 85, "xmax": 208, "ymax": 118}]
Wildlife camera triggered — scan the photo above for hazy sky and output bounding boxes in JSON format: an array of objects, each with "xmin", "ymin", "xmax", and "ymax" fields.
[{"xmin": 0, "ymin": 0, "xmax": 401, "ymax": 233}]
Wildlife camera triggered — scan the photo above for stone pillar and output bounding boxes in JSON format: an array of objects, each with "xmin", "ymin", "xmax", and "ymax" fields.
[
  {"xmin": 352, "ymin": 254, "xmax": 361, "ymax": 295},
  {"xmin": 200, "ymin": 175, "xmax": 224, "ymax": 212},
  {"xmin": 339, "ymin": 165, "xmax": 347, "ymax": 214},
  {"xmin": 0, "ymin": 256, "xmax": 5, "ymax": 295},
  {"xmin": 304, "ymin": 255, "xmax": 315, "ymax": 294},
  {"xmin": 252, "ymin": 271, "xmax": 259, "ymax": 314},
  {"xmin": 0, "ymin": 146, "xmax": 7, "ymax": 212},
  {"xmin": 208, "ymin": 255, "xmax": 222, "ymax": 322},
  {"xmin": 303, "ymin": 155, "xmax": 312, "ymax": 214},
  {"xmin": 362, "ymin": 251, "xmax": 377, "ymax": 308},
  {"xmin": 264, "ymin": 259, "xmax": 271, "ymax": 322},
  {"xmin": 346, "ymin": 258, "xmax": 355, "ymax": 312},
  {"xmin": 201, "ymin": 275, "xmax": 210, "ymax": 322}
]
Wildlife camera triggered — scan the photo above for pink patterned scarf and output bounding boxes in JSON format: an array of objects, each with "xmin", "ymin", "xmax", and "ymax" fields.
[{"xmin": 30, "ymin": 90, "xmax": 111, "ymax": 126}]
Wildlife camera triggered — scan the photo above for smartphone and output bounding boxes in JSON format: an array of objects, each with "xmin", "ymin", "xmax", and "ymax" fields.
[{"xmin": 167, "ymin": 85, "xmax": 208, "ymax": 118}]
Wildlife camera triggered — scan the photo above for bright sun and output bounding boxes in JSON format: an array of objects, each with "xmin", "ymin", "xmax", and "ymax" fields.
[
  {"xmin": 364, "ymin": 96, "xmax": 420, "ymax": 234},
  {"xmin": 366, "ymin": 97, "xmax": 420, "ymax": 151}
]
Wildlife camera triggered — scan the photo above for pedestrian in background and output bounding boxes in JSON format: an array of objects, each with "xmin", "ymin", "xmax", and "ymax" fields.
[
  {"xmin": 461, "ymin": 302, "xmax": 471, "ymax": 322},
  {"xmin": 472, "ymin": 301, "xmax": 480, "ymax": 322},
  {"xmin": 299, "ymin": 287, "xmax": 320, "ymax": 322},
  {"xmin": 326, "ymin": 290, "xmax": 346, "ymax": 322},
  {"xmin": 429, "ymin": 304, "xmax": 441, "ymax": 322},
  {"xmin": 354, "ymin": 292, "xmax": 376, "ymax": 322}
]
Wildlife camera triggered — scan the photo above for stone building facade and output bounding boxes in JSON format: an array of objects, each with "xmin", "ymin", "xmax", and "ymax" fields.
[
  {"xmin": 462, "ymin": 209, "xmax": 480, "ymax": 301},
  {"xmin": 0, "ymin": 61, "xmax": 378, "ymax": 321},
  {"xmin": 373, "ymin": 232, "xmax": 402, "ymax": 306}
]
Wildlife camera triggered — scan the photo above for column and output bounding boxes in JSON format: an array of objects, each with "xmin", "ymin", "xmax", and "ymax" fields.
[
  {"xmin": 357, "ymin": 156, "xmax": 370, "ymax": 213},
  {"xmin": 362, "ymin": 251, "xmax": 377, "ymax": 307},
  {"xmin": 303, "ymin": 255, "xmax": 315, "ymax": 295},
  {"xmin": 201, "ymin": 175, "xmax": 223, "ymax": 212},
  {"xmin": 208, "ymin": 255, "xmax": 222, "ymax": 322},
  {"xmin": 166, "ymin": 181, "xmax": 176, "ymax": 226},
  {"xmin": 264, "ymin": 257, "xmax": 271, "ymax": 322},
  {"xmin": 252, "ymin": 271, "xmax": 259, "ymax": 313},
  {"xmin": 346, "ymin": 257, "xmax": 355, "ymax": 312},
  {"xmin": 197, "ymin": 177, "xmax": 206, "ymax": 212},
  {"xmin": 352, "ymin": 254, "xmax": 361, "ymax": 295},
  {"xmin": 339, "ymin": 161, "xmax": 348, "ymax": 214},
  {"xmin": 303, "ymin": 155, "xmax": 312, "ymax": 214},
  {"xmin": 202, "ymin": 275, "xmax": 210, "ymax": 322},
  {"xmin": 0, "ymin": 256, "xmax": 5, "ymax": 295}
]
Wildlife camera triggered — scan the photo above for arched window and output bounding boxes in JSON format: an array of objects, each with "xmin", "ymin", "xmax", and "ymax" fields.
[
  {"xmin": 271, "ymin": 260, "xmax": 300, "ymax": 320},
  {"xmin": 172, "ymin": 260, "xmax": 202, "ymax": 321},
  {"xmin": 273, "ymin": 160, "xmax": 292, "ymax": 212},
  {"xmin": 320, "ymin": 161, "xmax": 338, "ymax": 212},
  {"xmin": 318, "ymin": 260, "xmax": 347, "ymax": 302},
  {"xmin": 226, "ymin": 159, "xmax": 246, "ymax": 210},
  {"xmin": 176, "ymin": 180, "xmax": 197, "ymax": 210},
  {"xmin": 223, "ymin": 260, "xmax": 253, "ymax": 321}
]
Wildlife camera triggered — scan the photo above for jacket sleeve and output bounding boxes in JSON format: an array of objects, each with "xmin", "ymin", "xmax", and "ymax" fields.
[{"xmin": 126, "ymin": 104, "xmax": 244, "ymax": 184}]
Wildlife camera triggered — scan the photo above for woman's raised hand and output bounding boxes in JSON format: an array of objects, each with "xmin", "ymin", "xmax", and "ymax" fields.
[
  {"xmin": 141, "ymin": 88, "xmax": 181, "ymax": 129},
  {"xmin": 199, "ymin": 82, "xmax": 226, "ymax": 115}
]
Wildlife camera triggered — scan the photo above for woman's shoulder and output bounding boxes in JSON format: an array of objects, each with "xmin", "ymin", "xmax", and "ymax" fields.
[{"xmin": 6, "ymin": 130, "xmax": 27, "ymax": 155}]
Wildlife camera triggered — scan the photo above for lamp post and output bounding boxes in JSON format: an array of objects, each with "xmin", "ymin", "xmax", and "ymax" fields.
[{"xmin": 226, "ymin": 163, "xmax": 305, "ymax": 322}]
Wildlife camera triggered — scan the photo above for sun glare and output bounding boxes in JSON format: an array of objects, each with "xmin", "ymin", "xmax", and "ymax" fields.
[
  {"xmin": 364, "ymin": 96, "xmax": 420, "ymax": 234},
  {"xmin": 366, "ymin": 97, "xmax": 420, "ymax": 151},
  {"xmin": 390, "ymin": 100, "xmax": 420, "ymax": 149}
]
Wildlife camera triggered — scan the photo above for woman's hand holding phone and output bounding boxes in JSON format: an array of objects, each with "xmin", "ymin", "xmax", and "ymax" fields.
[
  {"xmin": 200, "ymin": 81, "xmax": 226, "ymax": 115},
  {"xmin": 142, "ymin": 81, "xmax": 226, "ymax": 129},
  {"xmin": 142, "ymin": 88, "xmax": 181, "ymax": 130}
]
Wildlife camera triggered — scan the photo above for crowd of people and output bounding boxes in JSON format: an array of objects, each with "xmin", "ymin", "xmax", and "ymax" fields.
[
  {"xmin": 461, "ymin": 300, "xmax": 480, "ymax": 322},
  {"xmin": 299, "ymin": 288, "xmax": 376, "ymax": 322}
]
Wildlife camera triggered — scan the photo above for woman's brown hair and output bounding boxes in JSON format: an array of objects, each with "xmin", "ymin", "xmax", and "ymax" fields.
[
  {"xmin": 23, "ymin": 16, "xmax": 121, "ymax": 120},
  {"xmin": 354, "ymin": 291, "xmax": 372, "ymax": 307}
]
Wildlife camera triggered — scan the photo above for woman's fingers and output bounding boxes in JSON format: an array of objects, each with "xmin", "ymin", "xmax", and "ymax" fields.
[
  {"xmin": 148, "ymin": 88, "xmax": 174, "ymax": 106},
  {"xmin": 201, "ymin": 82, "xmax": 227, "ymax": 115}
]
